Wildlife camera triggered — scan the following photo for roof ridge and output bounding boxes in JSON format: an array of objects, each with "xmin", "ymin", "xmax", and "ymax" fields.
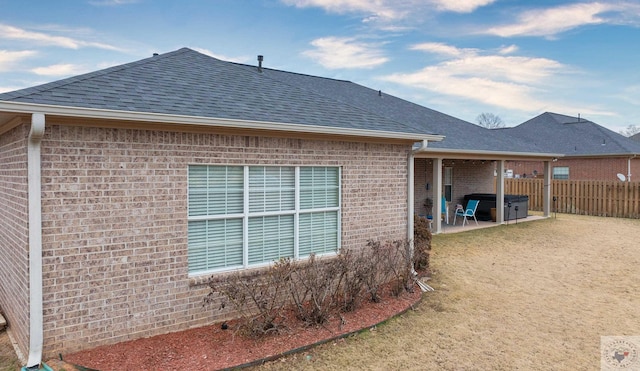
[
  {"xmin": 219, "ymin": 54, "xmax": 434, "ymax": 135},
  {"xmin": 229, "ymin": 61, "xmax": 351, "ymax": 83},
  {"xmin": 588, "ymin": 121, "xmax": 640, "ymax": 152},
  {"xmin": 230, "ymin": 58, "xmax": 482, "ymax": 133}
]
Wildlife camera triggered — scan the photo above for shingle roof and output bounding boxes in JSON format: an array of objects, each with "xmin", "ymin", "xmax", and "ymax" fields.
[
  {"xmin": 0, "ymin": 47, "xmax": 553, "ymax": 155},
  {"xmin": 234, "ymin": 63, "xmax": 547, "ymax": 153},
  {"xmin": 0, "ymin": 48, "xmax": 427, "ymax": 137},
  {"xmin": 501, "ymin": 112, "xmax": 640, "ymax": 156}
]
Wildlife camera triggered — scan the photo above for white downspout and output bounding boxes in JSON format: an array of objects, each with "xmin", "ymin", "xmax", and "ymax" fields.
[
  {"xmin": 628, "ymin": 155, "xmax": 636, "ymax": 182},
  {"xmin": 26, "ymin": 113, "xmax": 45, "ymax": 369}
]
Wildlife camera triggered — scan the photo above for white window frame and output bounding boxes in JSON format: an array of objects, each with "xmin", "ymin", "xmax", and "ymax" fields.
[
  {"xmin": 187, "ymin": 164, "xmax": 342, "ymax": 276},
  {"xmin": 552, "ymin": 166, "xmax": 569, "ymax": 180},
  {"xmin": 444, "ymin": 166, "xmax": 453, "ymax": 202}
]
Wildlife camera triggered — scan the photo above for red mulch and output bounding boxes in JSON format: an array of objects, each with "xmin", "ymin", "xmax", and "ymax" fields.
[{"xmin": 62, "ymin": 288, "xmax": 422, "ymax": 371}]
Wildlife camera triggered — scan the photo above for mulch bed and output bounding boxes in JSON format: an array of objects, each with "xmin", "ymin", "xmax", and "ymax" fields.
[{"xmin": 61, "ymin": 287, "xmax": 423, "ymax": 371}]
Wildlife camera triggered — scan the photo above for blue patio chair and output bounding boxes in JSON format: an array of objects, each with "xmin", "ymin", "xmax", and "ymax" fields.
[{"xmin": 454, "ymin": 199, "xmax": 479, "ymax": 226}]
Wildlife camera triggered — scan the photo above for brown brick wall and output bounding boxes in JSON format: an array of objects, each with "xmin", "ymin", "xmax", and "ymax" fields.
[
  {"xmin": 0, "ymin": 122, "xmax": 30, "ymax": 361},
  {"xmin": 39, "ymin": 124, "xmax": 410, "ymax": 357},
  {"xmin": 506, "ymin": 158, "xmax": 640, "ymax": 181}
]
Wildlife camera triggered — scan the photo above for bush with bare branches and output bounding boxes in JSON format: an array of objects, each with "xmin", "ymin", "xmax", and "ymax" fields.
[
  {"xmin": 205, "ymin": 231, "xmax": 432, "ymax": 339},
  {"xmin": 288, "ymin": 254, "xmax": 343, "ymax": 326},
  {"xmin": 204, "ymin": 258, "xmax": 293, "ymax": 338}
]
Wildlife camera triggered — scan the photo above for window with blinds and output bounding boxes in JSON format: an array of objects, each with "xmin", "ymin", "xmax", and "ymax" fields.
[
  {"xmin": 552, "ymin": 166, "xmax": 569, "ymax": 180},
  {"xmin": 188, "ymin": 165, "xmax": 341, "ymax": 275}
]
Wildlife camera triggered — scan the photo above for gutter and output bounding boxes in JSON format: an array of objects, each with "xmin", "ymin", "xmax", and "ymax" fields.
[
  {"xmin": 25, "ymin": 113, "xmax": 45, "ymax": 369},
  {"xmin": 0, "ymin": 101, "xmax": 444, "ymax": 143},
  {"xmin": 415, "ymin": 147, "xmax": 564, "ymax": 161}
]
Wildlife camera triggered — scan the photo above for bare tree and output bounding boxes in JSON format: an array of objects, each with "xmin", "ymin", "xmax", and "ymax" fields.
[
  {"xmin": 619, "ymin": 124, "xmax": 640, "ymax": 137},
  {"xmin": 476, "ymin": 113, "xmax": 506, "ymax": 129}
]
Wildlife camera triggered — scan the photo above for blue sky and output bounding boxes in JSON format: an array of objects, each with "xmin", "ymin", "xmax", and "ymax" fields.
[{"xmin": 2, "ymin": 0, "xmax": 640, "ymax": 133}]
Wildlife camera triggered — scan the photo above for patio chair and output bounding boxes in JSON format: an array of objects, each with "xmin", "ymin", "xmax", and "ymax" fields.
[
  {"xmin": 454, "ymin": 199, "xmax": 479, "ymax": 226},
  {"xmin": 441, "ymin": 195, "xmax": 449, "ymax": 224}
]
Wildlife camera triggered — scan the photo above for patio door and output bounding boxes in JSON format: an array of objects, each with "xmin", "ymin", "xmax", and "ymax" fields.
[{"xmin": 444, "ymin": 167, "xmax": 453, "ymax": 202}]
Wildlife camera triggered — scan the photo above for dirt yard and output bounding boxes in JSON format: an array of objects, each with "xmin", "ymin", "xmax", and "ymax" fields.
[
  {"xmin": 2, "ymin": 213, "xmax": 639, "ymax": 370},
  {"xmin": 258, "ymin": 213, "xmax": 640, "ymax": 370}
]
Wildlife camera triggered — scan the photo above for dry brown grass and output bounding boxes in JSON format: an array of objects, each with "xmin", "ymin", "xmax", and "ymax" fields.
[
  {"xmin": 258, "ymin": 213, "xmax": 640, "ymax": 370},
  {"xmin": 0, "ymin": 331, "xmax": 19, "ymax": 371}
]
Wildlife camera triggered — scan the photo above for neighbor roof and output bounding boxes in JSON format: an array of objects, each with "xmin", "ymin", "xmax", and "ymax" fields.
[
  {"xmin": 502, "ymin": 112, "xmax": 640, "ymax": 157},
  {"xmin": 0, "ymin": 48, "xmax": 439, "ymax": 141}
]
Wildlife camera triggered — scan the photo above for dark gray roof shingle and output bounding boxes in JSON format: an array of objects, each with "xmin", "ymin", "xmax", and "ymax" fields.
[
  {"xmin": 0, "ymin": 47, "xmax": 557, "ymax": 155},
  {"xmin": 235, "ymin": 64, "xmax": 548, "ymax": 153},
  {"xmin": 501, "ymin": 112, "xmax": 640, "ymax": 156},
  {"xmin": 0, "ymin": 48, "xmax": 426, "ymax": 136}
]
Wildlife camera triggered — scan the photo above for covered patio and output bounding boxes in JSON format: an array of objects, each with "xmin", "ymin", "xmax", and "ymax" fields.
[
  {"xmin": 433, "ymin": 212, "xmax": 547, "ymax": 234},
  {"xmin": 409, "ymin": 144, "xmax": 563, "ymax": 235}
]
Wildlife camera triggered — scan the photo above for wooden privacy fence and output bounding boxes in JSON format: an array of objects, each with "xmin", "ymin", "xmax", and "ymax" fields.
[{"xmin": 504, "ymin": 179, "xmax": 640, "ymax": 219}]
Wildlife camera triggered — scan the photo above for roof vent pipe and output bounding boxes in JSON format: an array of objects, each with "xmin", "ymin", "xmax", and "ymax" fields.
[{"xmin": 257, "ymin": 55, "xmax": 263, "ymax": 73}]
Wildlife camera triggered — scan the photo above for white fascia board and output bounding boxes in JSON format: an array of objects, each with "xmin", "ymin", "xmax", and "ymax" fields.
[
  {"xmin": 417, "ymin": 147, "xmax": 565, "ymax": 160},
  {"xmin": 0, "ymin": 101, "xmax": 445, "ymax": 142},
  {"xmin": 562, "ymin": 153, "xmax": 640, "ymax": 158}
]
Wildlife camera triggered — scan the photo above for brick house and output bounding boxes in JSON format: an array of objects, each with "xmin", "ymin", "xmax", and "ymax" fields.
[
  {"xmin": 0, "ymin": 48, "xmax": 558, "ymax": 367},
  {"xmin": 502, "ymin": 112, "xmax": 640, "ymax": 181}
]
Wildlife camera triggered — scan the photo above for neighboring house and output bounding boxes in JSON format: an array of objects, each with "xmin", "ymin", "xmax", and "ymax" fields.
[
  {"xmin": 0, "ymin": 48, "xmax": 558, "ymax": 367},
  {"xmin": 631, "ymin": 132, "xmax": 640, "ymax": 143},
  {"xmin": 501, "ymin": 112, "xmax": 640, "ymax": 181}
]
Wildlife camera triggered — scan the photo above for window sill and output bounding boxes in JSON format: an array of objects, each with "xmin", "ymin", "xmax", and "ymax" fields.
[{"xmin": 188, "ymin": 253, "xmax": 339, "ymax": 287}]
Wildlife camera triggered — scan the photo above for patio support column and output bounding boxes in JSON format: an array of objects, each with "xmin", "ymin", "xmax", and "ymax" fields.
[
  {"xmin": 495, "ymin": 160, "xmax": 505, "ymax": 224},
  {"xmin": 543, "ymin": 160, "xmax": 552, "ymax": 217},
  {"xmin": 432, "ymin": 158, "xmax": 443, "ymax": 233}
]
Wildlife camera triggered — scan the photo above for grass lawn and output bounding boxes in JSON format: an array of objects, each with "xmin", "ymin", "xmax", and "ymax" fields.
[{"xmin": 258, "ymin": 213, "xmax": 640, "ymax": 370}]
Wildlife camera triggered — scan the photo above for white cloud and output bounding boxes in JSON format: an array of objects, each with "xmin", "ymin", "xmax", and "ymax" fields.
[
  {"xmin": 0, "ymin": 23, "xmax": 122, "ymax": 51},
  {"xmin": 485, "ymin": 2, "xmax": 619, "ymax": 37},
  {"xmin": 430, "ymin": 0, "xmax": 496, "ymax": 13},
  {"xmin": 281, "ymin": 0, "xmax": 408, "ymax": 21},
  {"xmin": 410, "ymin": 42, "xmax": 477, "ymax": 58},
  {"xmin": 31, "ymin": 64, "xmax": 89, "ymax": 76},
  {"xmin": 303, "ymin": 37, "xmax": 388, "ymax": 69},
  {"xmin": 381, "ymin": 43, "xmax": 566, "ymax": 112},
  {"xmin": 498, "ymin": 44, "xmax": 518, "ymax": 54},
  {"xmin": 0, "ymin": 49, "xmax": 37, "ymax": 72},
  {"xmin": 281, "ymin": 0, "xmax": 493, "ymax": 25}
]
